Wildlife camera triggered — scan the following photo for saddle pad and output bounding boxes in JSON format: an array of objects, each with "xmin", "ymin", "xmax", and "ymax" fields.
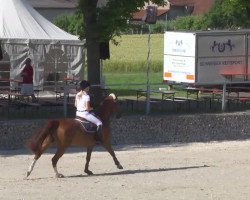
[{"xmin": 75, "ymin": 118, "xmax": 96, "ymax": 133}]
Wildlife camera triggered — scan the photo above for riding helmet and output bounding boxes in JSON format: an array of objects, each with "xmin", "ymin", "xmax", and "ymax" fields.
[{"xmin": 79, "ymin": 80, "xmax": 90, "ymax": 90}]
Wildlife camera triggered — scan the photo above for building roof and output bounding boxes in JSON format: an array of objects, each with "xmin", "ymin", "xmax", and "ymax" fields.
[
  {"xmin": 132, "ymin": 0, "xmax": 214, "ymax": 21},
  {"xmin": 27, "ymin": 0, "xmax": 78, "ymax": 9},
  {"xmin": 132, "ymin": 9, "xmax": 169, "ymax": 21},
  {"xmin": 132, "ymin": 1, "xmax": 170, "ymax": 21}
]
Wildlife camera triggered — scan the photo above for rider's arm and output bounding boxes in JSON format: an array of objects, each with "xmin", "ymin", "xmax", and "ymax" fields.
[
  {"xmin": 74, "ymin": 98, "xmax": 77, "ymax": 108},
  {"xmin": 75, "ymin": 91, "xmax": 82, "ymax": 108},
  {"xmin": 86, "ymin": 100, "xmax": 91, "ymax": 111}
]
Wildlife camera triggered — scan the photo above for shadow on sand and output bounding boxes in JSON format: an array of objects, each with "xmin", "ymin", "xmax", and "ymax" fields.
[
  {"xmin": 26, "ymin": 165, "xmax": 210, "ymax": 180},
  {"xmin": 66, "ymin": 165, "xmax": 210, "ymax": 178}
]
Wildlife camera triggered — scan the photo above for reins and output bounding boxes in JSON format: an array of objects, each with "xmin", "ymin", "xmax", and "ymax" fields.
[{"xmin": 95, "ymin": 96, "xmax": 115, "ymax": 126}]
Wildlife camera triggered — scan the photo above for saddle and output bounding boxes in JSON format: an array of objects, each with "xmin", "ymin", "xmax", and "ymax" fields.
[{"xmin": 75, "ymin": 116, "xmax": 97, "ymax": 133}]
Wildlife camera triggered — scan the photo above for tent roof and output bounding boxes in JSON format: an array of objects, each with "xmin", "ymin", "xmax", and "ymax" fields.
[{"xmin": 0, "ymin": 0, "xmax": 79, "ymax": 41}]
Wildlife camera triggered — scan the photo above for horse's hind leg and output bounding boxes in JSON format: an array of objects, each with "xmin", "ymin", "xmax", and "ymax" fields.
[
  {"xmin": 26, "ymin": 137, "xmax": 52, "ymax": 178},
  {"xmin": 52, "ymin": 148, "xmax": 65, "ymax": 178},
  {"xmin": 84, "ymin": 147, "xmax": 94, "ymax": 175},
  {"xmin": 103, "ymin": 143, "xmax": 123, "ymax": 169}
]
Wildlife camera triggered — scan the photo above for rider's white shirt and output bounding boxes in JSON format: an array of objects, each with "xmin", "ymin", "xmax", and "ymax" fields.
[
  {"xmin": 75, "ymin": 91, "xmax": 89, "ymax": 112},
  {"xmin": 75, "ymin": 91, "xmax": 102, "ymax": 126}
]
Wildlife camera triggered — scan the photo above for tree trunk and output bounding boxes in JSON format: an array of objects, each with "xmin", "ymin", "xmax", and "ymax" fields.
[
  {"xmin": 247, "ymin": 7, "xmax": 250, "ymax": 18},
  {"xmin": 83, "ymin": 0, "xmax": 102, "ymax": 107}
]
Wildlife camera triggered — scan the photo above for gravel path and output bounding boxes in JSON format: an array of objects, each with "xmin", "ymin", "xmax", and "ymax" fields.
[{"xmin": 1, "ymin": 140, "xmax": 250, "ymax": 200}]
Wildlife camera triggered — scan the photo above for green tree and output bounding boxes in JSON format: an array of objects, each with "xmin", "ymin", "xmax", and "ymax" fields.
[
  {"xmin": 54, "ymin": 12, "xmax": 84, "ymax": 36},
  {"xmin": 166, "ymin": 0, "xmax": 250, "ymax": 31},
  {"xmin": 77, "ymin": 0, "xmax": 164, "ymax": 105},
  {"xmin": 204, "ymin": 0, "xmax": 250, "ymax": 29}
]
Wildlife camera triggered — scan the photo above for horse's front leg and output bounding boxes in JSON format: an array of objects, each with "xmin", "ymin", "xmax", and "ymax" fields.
[
  {"xmin": 52, "ymin": 148, "xmax": 65, "ymax": 178},
  {"xmin": 103, "ymin": 143, "xmax": 123, "ymax": 169},
  {"xmin": 84, "ymin": 147, "xmax": 94, "ymax": 175}
]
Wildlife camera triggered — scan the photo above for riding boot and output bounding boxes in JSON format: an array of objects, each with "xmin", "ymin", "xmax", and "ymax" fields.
[{"xmin": 94, "ymin": 125, "xmax": 103, "ymax": 143}]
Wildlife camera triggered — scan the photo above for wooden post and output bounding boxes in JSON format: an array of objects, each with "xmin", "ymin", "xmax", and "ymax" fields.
[{"xmin": 222, "ymin": 81, "xmax": 227, "ymax": 112}]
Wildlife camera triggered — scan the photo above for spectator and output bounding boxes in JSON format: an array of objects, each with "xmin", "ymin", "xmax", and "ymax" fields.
[{"xmin": 21, "ymin": 58, "xmax": 37, "ymax": 102}]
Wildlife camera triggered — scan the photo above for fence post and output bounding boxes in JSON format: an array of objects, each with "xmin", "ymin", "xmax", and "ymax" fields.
[{"xmin": 146, "ymin": 24, "xmax": 151, "ymax": 115}]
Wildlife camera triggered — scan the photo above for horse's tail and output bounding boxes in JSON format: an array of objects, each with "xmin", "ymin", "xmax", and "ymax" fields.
[{"xmin": 27, "ymin": 120, "xmax": 60, "ymax": 154}]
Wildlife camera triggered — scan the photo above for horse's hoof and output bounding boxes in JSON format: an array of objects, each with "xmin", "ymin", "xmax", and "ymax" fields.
[
  {"xmin": 26, "ymin": 171, "xmax": 31, "ymax": 177},
  {"xmin": 56, "ymin": 173, "xmax": 64, "ymax": 178},
  {"xmin": 117, "ymin": 164, "xmax": 123, "ymax": 169},
  {"xmin": 84, "ymin": 170, "xmax": 93, "ymax": 175}
]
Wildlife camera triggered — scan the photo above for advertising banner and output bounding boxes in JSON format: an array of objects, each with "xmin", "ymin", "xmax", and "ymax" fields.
[
  {"xmin": 163, "ymin": 32, "xmax": 196, "ymax": 83},
  {"xmin": 163, "ymin": 30, "xmax": 249, "ymax": 84}
]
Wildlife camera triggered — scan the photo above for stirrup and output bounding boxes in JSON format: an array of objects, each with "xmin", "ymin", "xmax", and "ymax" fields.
[{"xmin": 95, "ymin": 125, "xmax": 103, "ymax": 143}]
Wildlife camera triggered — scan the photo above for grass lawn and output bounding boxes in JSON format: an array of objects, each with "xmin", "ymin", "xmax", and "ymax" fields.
[
  {"xmin": 103, "ymin": 34, "xmax": 164, "ymax": 72},
  {"xmin": 101, "ymin": 34, "xmax": 165, "ymax": 96},
  {"xmin": 103, "ymin": 72, "xmax": 165, "ymax": 97},
  {"xmin": 106, "ymin": 34, "xmax": 164, "ymax": 61},
  {"xmin": 104, "ymin": 72, "xmax": 164, "ymax": 88},
  {"xmin": 100, "ymin": 34, "xmax": 187, "ymax": 98},
  {"xmin": 103, "ymin": 72, "xmax": 186, "ymax": 98}
]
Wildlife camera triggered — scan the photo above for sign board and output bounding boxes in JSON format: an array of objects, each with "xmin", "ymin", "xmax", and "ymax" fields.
[
  {"xmin": 197, "ymin": 34, "xmax": 245, "ymax": 83},
  {"xmin": 163, "ymin": 30, "xmax": 249, "ymax": 84},
  {"xmin": 163, "ymin": 32, "xmax": 196, "ymax": 83}
]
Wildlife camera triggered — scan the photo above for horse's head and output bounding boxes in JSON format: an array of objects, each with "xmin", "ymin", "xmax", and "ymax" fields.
[{"xmin": 99, "ymin": 93, "xmax": 121, "ymax": 121}]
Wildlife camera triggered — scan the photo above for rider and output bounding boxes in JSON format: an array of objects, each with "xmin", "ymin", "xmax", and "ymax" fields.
[{"xmin": 75, "ymin": 80, "xmax": 103, "ymax": 142}]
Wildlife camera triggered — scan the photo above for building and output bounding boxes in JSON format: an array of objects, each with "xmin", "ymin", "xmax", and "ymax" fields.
[
  {"xmin": 132, "ymin": 0, "xmax": 215, "ymax": 22},
  {"xmin": 27, "ymin": 0, "xmax": 78, "ymax": 22},
  {"xmin": 28, "ymin": 0, "xmax": 215, "ymax": 24},
  {"xmin": 168, "ymin": 0, "xmax": 215, "ymax": 19}
]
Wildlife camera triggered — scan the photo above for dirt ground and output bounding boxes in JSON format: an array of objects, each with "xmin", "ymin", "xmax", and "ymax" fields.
[{"xmin": 1, "ymin": 140, "xmax": 250, "ymax": 200}]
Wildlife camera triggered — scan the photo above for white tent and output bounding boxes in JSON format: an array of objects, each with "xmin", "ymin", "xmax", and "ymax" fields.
[{"xmin": 0, "ymin": 0, "xmax": 85, "ymax": 89}]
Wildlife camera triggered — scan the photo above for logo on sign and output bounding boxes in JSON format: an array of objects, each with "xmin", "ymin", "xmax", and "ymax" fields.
[
  {"xmin": 175, "ymin": 40, "xmax": 183, "ymax": 46},
  {"xmin": 210, "ymin": 39, "xmax": 235, "ymax": 53}
]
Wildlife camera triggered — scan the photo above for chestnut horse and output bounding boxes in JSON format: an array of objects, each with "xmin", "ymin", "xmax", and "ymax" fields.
[{"xmin": 26, "ymin": 93, "xmax": 123, "ymax": 178}]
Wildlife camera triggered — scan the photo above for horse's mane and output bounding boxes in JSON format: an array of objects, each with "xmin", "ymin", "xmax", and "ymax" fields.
[
  {"xmin": 94, "ymin": 93, "xmax": 117, "ymax": 117},
  {"xmin": 109, "ymin": 93, "xmax": 116, "ymax": 100}
]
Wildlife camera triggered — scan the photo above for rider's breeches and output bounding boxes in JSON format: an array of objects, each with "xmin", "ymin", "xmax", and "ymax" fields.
[{"xmin": 76, "ymin": 111, "xmax": 102, "ymax": 127}]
